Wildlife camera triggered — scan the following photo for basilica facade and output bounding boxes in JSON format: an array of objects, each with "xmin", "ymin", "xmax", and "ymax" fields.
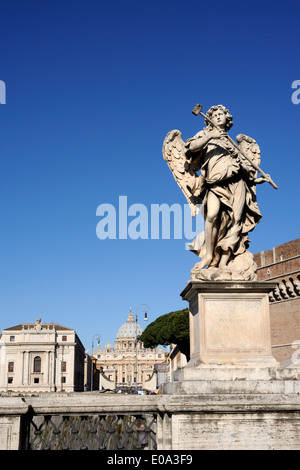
[{"xmin": 94, "ymin": 310, "xmax": 167, "ymax": 392}]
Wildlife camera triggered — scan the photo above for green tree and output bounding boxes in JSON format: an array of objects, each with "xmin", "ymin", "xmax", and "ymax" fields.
[{"xmin": 139, "ymin": 308, "xmax": 190, "ymax": 360}]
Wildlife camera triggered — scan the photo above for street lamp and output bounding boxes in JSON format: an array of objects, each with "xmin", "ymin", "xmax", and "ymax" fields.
[
  {"xmin": 91, "ymin": 334, "xmax": 101, "ymax": 391},
  {"xmin": 135, "ymin": 304, "xmax": 149, "ymax": 392}
]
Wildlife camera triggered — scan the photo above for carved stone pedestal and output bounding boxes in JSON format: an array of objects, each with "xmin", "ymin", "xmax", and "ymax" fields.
[
  {"xmin": 160, "ymin": 280, "xmax": 300, "ymax": 449},
  {"xmin": 162, "ymin": 280, "xmax": 299, "ymax": 393},
  {"xmin": 184, "ymin": 280, "xmax": 278, "ymax": 368}
]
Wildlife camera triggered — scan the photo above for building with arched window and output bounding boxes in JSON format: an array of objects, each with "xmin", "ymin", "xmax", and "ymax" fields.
[
  {"xmin": 33, "ymin": 356, "xmax": 41, "ymax": 373},
  {"xmin": 0, "ymin": 319, "xmax": 86, "ymax": 393}
]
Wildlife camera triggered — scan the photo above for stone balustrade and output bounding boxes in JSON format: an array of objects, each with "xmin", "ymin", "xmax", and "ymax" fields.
[{"xmin": 1, "ymin": 389, "xmax": 300, "ymax": 450}]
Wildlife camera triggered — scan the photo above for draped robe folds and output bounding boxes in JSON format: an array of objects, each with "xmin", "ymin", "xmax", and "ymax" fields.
[{"xmin": 185, "ymin": 129, "xmax": 262, "ymax": 267}]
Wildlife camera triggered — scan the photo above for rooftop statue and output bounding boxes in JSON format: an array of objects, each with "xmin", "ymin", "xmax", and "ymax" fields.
[{"xmin": 163, "ymin": 104, "xmax": 278, "ymax": 281}]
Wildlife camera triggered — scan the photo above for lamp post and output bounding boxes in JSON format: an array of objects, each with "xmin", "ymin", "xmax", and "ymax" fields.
[
  {"xmin": 135, "ymin": 304, "xmax": 149, "ymax": 392},
  {"xmin": 91, "ymin": 334, "xmax": 101, "ymax": 391}
]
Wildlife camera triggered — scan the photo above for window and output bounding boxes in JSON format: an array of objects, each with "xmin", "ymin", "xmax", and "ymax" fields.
[
  {"xmin": 8, "ymin": 377, "xmax": 13, "ymax": 384},
  {"xmin": 61, "ymin": 361, "xmax": 66, "ymax": 372},
  {"xmin": 62, "ymin": 336, "xmax": 67, "ymax": 341},
  {"xmin": 34, "ymin": 378, "xmax": 39, "ymax": 384},
  {"xmin": 8, "ymin": 362, "xmax": 14, "ymax": 373},
  {"xmin": 10, "ymin": 336, "xmax": 15, "ymax": 342},
  {"xmin": 33, "ymin": 356, "xmax": 41, "ymax": 373},
  {"xmin": 61, "ymin": 377, "xmax": 66, "ymax": 383}
]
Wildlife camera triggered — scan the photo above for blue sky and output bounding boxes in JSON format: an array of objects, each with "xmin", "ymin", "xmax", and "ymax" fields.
[{"xmin": 0, "ymin": 0, "xmax": 299, "ymax": 351}]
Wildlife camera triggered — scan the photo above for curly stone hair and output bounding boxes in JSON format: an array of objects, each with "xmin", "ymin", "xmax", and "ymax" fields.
[{"xmin": 205, "ymin": 105, "xmax": 233, "ymax": 132}]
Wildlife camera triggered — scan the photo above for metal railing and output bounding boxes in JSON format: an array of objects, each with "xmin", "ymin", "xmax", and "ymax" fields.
[{"xmin": 23, "ymin": 410, "xmax": 157, "ymax": 450}]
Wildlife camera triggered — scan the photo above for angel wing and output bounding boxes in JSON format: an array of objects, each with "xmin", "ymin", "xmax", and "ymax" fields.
[
  {"xmin": 236, "ymin": 133, "xmax": 261, "ymax": 174},
  {"xmin": 162, "ymin": 129, "xmax": 203, "ymax": 216}
]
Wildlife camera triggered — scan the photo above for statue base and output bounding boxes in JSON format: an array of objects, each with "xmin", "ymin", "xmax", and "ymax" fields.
[
  {"xmin": 160, "ymin": 279, "xmax": 300, "ymax": 450},
  {"xmin": 162, "ymin": 280, "xmax": 299, "ymax": 395},
  {"xmin": 183, "ymin": 280, "xmax": 278, "ymax": 368},
  {"xmin": 190, "ymin": 250, "xmax": 258, "ymax": 281}
]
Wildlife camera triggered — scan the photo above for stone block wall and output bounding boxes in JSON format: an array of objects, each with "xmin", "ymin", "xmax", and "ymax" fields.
[{"xmin": 253, "ymin": 238, "xmax": 300, "ymax": 363}]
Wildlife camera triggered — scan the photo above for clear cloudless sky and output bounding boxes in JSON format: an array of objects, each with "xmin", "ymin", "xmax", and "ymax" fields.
[{"xmin": 0, "ymin": 0, "xmax": 299, "ymax": 351}]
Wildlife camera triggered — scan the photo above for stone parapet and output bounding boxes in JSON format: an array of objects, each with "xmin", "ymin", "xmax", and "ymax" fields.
[{"xmin": 1, "ymin": 393, "xmax": 300, "ymax": 450}]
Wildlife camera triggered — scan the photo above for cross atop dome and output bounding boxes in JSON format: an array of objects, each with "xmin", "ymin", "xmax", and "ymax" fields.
[{"xmin": 127, "ymin": 308, "xmax": 135, "ymax": 322}]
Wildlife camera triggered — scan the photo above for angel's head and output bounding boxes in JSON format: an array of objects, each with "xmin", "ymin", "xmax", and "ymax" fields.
[{"xmin": 205, "ymin": 105, "xmax": 233, "ymax": 132}]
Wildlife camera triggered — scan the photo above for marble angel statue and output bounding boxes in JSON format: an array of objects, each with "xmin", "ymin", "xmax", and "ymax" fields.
[{"xmin": 162, "ymin": 104, "xmax": 277, "ymax": 281}]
